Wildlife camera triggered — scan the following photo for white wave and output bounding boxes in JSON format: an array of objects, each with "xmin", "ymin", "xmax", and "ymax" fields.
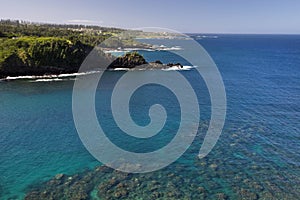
[
  {"xmin": 57, "ymin": 71, "xmax": 100, "ymax": 77},
  {"xmin": 108, "ymin": 66, "xmax": 196, "ymax": 71},
  {"xmin": 123, "ymin": 48, "xmax": 155, "ymax": 52},
  {"xmin": 32, "ymin": 78, "xmax": 64, "ymax": 82},
  {"xmin": 104, "ymin": 46, "xmax": 181, "ymax": 54},
  {"xmin": 104, "ymin": 50, "xmax": 128, "ymax": 54},
  {"xmin": 196, "ymin": 35, "xmax": 218, "ymax": 39},
  {"xmin": 162, "ymin": 65, "xmax": 196, "ymax": 71},
  {"xmin": 113, "ymin": 68, "xmax": 130, "ymax": 71},
  {"xmin": 152, "ymin": 45, "xmax": 182, "ymax": 51},
  {"xmin": 104, "ymin": 48, "xmax": 156, "ymax": 53},
  {"xmin": 6, "ymin": 75, "xmax": 46, "ymax": 80},
  {"xmin": 168, "ymin": 46, "xmax": 182, "ymax": 50},
  {"xmin": 4, "ymin": 71, "xmax": 101, "ymax": 81}
]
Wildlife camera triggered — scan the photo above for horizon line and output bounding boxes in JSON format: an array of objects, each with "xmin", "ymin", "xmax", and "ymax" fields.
[{"xmin": 1, "ymin": 18, "xmax": 300, "ymax": 36}]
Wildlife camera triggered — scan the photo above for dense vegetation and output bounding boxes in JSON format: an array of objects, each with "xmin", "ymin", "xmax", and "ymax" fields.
[
  {"xmin": 0, "ymin": 19, "xmax": 121, "ymax": 46},
  {"xmin": 0, "ymin": 19, "xmax": 149, "ymax": 77},
  {"xmin": 0, "ymin": 37, "xmax": 93, "ymax": 76}
]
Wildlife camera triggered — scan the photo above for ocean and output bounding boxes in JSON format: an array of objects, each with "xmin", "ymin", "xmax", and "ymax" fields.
[{"xmin": 0, "ymin": 34, "xmax": 299, "ymax": 199}]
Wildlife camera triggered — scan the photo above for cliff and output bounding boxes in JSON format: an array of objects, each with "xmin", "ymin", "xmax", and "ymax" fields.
[
  {"xmin": 0, "ymin": 38, "xmax": 181, "ymax": 78},
  {"xmin": 0, "ymin": 37, "xmax": 93, "ymax": 78}
]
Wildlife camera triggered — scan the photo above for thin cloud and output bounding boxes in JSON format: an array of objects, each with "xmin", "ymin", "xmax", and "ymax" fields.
[{"xmin": 66, "ymin": 19, "xmax": 103, "ymax": 25}]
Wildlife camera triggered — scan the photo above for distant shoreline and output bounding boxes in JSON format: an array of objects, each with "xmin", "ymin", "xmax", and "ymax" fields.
[{"xmin": 0, "ymin": 20, "xmax": 188, "ymax": 80}]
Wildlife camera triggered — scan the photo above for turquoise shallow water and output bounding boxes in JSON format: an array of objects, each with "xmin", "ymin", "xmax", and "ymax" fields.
[{"xmin": 0, "ymin": 35, "xmax": 300, "ymax": 199}]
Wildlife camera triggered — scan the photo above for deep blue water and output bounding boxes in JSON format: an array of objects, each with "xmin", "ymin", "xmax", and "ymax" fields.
[{"xmin": 0, "ymin": 35, "xmax": 300, "ymax": 199}]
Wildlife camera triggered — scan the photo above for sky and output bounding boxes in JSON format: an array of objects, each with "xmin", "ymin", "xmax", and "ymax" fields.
[{"xmin": 0, "ymin": 0, "xmax": 300, "ymax": 34}]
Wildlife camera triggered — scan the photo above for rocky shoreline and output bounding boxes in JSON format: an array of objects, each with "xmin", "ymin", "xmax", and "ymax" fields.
[{"xmin": 0, "ymin": 52, "xmax": 186, "ymax": 81}]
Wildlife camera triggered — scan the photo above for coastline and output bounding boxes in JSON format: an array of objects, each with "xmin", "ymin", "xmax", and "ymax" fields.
[
  {"xmin": 0, "ymin": 65, "xmax": 195, "ymax": 82},
  {"xmin": 1, "ymin": 26, "xmax": 300, "ymax": 199},
  {"xmin": 0, "ymin": 71, "xmax": 100, "ymax": 81}
]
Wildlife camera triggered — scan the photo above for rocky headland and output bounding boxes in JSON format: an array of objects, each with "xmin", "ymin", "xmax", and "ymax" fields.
[
  {"xmin": 107, "ymin": 52, "xmax": 183, "ymax": 71},
  {"xmin": 0, "ymin": 48, "xmax": 184, "ymax": 80}
]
